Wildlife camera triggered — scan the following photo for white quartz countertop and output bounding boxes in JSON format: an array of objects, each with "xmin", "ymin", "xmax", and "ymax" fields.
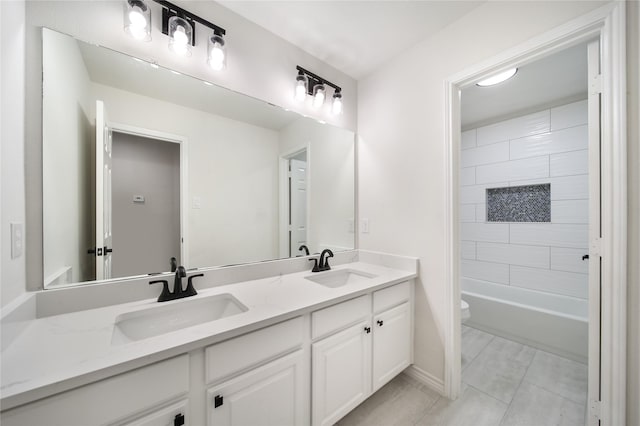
[{"xmin": 1, "ymin": 261, "xmax": 416, "ymax": 410}]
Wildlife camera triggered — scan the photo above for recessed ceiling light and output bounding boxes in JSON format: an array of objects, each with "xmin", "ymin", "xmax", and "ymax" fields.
[{"xmin": 476, "ymin": 68, "xmax": 518, "ymax": 87}]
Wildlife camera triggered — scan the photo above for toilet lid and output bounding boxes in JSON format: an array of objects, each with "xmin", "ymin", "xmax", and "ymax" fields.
[{"xmin": 461, "ymin": 299, "xmax": 469, "ymax": 310}]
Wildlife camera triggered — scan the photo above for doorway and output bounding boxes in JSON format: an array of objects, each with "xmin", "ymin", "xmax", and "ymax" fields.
[
  {"xmin": 280, "ymin": 148, "xmax": 309, "ymax": 258},
  {"xmin": 443, "ymin": 4, "xmax": 627, "ymax": 425}
]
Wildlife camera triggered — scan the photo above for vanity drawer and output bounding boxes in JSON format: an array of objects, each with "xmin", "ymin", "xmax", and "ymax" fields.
[
  {"xmin": 373, "ymin": 281, "xmax": 411, "ymax": 313},
  {"xmin": 205, "ymin": 316, "xmax": 304, "ymax": 384},
  {"xmin": 1, "ymin": 355, "xmax": 189, "ymax": 426},
  {"xmin": 312, "ymin": 294, "xmax": 370, "ymax": 340}
]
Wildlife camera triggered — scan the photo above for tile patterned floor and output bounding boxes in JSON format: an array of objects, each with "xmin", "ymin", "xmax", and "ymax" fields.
[{"xmin": 338, "ymin": 325, "xmax": 588, "ymax": 426}]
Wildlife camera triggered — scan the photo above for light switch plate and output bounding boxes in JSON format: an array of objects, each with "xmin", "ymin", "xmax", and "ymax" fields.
[
  {"xmin": 10, "ymin": 222, "xmax": 23, "ymax": 259},
  {"xmin": 361, "ymin": 218, "xmax": 369, "ymax": 234}
]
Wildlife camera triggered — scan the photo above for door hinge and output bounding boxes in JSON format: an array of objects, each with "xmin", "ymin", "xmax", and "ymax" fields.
[
  {"xmin": 590, "ymin": 74, "xmax": 602, "ymax": 94},
  {"xmin": 590, "ymin": 399, "xmax": 601, "ymax": 419},
  {"xmin": 590, "ymin": 238, "xmax": 602, "ymax": 257}
]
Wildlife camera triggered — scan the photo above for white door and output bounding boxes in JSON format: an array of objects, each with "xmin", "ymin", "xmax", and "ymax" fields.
[
  {"xmin": 372, "ymin": 302, "xmax": 411, "ymax": 392},
  {"xmin": 95, "ymin": 100, "xmax": 113, "ymax": 280},
  {"xmin": 207, "ymin": 350, "xmax": 307, "ymax": 426},
  {"xmin": 312, "ymin": 321, "xmax": 372, "ymax": 426},
  {"xmin": 290, "ymin": 159, "xmax": 307, "ymax": 255},
  {"xmin": 586, "ymin": 39, "xmax": 602, "ymax": 426}
]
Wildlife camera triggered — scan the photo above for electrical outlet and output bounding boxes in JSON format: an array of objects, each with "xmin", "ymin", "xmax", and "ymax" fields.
[{"xmin": 10, "ymin": 222, "xmax": 23, "ymax": 259}]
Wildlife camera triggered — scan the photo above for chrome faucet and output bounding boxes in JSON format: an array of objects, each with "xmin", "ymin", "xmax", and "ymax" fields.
[{"xmin": 149, "ymin": 266, "xmax": 202, "ymax": 302}]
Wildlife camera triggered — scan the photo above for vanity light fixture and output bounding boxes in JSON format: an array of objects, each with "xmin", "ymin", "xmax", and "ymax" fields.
[
  {"xmin": 294, "ymin": 66, "xmax": 343, "ymax": 115},
  {"xmin": 124, "ymin": 0, "xmax": 151, "ymax": 41},
  {"xmin": 476, "ymin": 67, "xmax": 518, "ymax": 86},
  {"xmin": 125, "ymin": 1, "xmax": 228, "ymax": 69}
]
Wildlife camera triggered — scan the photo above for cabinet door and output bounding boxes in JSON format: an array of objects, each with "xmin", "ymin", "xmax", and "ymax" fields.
[
  {"xmin": 207, "ymin": 350, "xmax": 307, "ymax": 426},
  {"xmin": 372, "ymin": 302, "xmax": 411, "ymax": 392},
  {"xmin": 118, "ymin": 400, "xmax": 188, "ymax": 426},
  {"xmin": 312, "ymin": 321, "xmax": 372, "ymax": 426}
]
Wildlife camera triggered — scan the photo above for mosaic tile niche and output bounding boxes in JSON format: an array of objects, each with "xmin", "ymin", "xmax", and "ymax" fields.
[{"xmin": 486, "ymin": 184, "xmax": 551, "ymax": 222}]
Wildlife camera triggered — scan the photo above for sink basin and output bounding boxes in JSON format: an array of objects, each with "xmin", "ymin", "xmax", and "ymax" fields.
[
  {"xmin": 111, "ymin": 293, "xmax": 247, "ymax": 344},
  {"xmin": 305, "ymin": 269, "xmax": 377, "ymax": 288}
]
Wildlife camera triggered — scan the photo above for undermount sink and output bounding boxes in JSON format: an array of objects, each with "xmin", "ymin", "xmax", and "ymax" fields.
[
  {"xmin": 111, "ymin": 293, "xmax": 248, "ymax": 344},
  {"xmin": 305, "ymin": 269, "xmax": 377, "ymax": 288}
]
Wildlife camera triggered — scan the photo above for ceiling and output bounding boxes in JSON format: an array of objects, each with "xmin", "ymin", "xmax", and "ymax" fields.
[
  {"xmin": 218, "ymin": 1, "xmax": 485, "ymax": 79},
  {"xmin": 461, "ymin": 42, "xmax": 589, "ymax": 128},
  {"xmin": 78, "ymin": 40, "xmax": 299, "ymax": 130}
]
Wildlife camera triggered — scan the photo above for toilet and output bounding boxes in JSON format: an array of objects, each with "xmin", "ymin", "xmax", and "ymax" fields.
[{"xmin": 461, "ymin": 299, "xmax": 471, "ymax": 322}]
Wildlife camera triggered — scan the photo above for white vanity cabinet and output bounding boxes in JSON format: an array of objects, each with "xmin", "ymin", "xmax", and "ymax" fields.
[
  {"xmin": 204, "ymin": 316, "xmax": 309, "ymax": 426},
  {"xmin": 311, "ymin": 281, "xmax": 413, "ymax": 426},
  {"xmin": 1, "ymin": 355, "xmax": 190, "ymax": 426}
]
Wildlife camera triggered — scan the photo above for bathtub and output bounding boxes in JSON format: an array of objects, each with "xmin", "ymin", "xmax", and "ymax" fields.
[{"xmin": 461, "ymin": 278, "xmax": 588, "ymax": 364}]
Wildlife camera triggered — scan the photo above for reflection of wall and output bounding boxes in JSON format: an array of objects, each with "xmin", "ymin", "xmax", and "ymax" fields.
[
  {"xmin": 279, "ymin": 120, "xmax": 354, "ymax": 254},
  {"xmin": 91, "ymin": 83, "xmax": 280, "ymax": 269},
  {"xmin": 42, "ymin": 29, "xmax": 93, "ymax": 285},
  {"xmin": 112, "ymin": 133, "xmax": 180, "ymax": 277},
  {"xmin": 460, "ymin": 100, "xmax": 588, "ymax": 302}
]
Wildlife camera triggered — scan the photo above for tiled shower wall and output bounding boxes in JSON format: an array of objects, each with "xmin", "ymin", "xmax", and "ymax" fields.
[{"xmin": 460, "ymin": 100, "xmax": 589, "ymax": 299}]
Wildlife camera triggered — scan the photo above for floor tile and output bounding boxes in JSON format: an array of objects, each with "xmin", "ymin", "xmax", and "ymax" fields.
[
  {"xmin": 500, "ymin": 381, "xmax": 585, "ymax": 426},
  {"xmin": 417, "ymin": 383, "xmax": 508, "ymax": 426},
  {"xmin": 461, "ymin": 325, "xmax": 494, "ymax": 371},
  {"xmin": 523, "ymin": 350, "xmax": 588, "ymax": 404},
  {"xmin": 337, "ymin": 373, "xmax": 440, "ymax": 426},
  {"xmin": 462, "ymin": 336, "xmax": 536, "ymax": 403}
]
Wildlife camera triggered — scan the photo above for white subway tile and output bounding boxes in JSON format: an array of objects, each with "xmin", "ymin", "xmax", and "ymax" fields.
[
  {"xmin": 461, "ymin": 241, "xmax": 476, "ymax": 260},
  {"xmin": 551, "ymin": 247, "xmax": 589, "ymax": 274},
  {"xmin": 476, "ymin": 110, "xmax": 549, "ymax": 146},
  {"xmin": 551, "ymin": 200, "xmax": 588, "ymax": 224},
  {"xmin": 477, "ymin": 242, "xmax": 550, "ymax": 268},
  {"xmin": 459, "ymin": 182, "xmax": 507, "ymax": 204},
  {"xmin": 461, "ymin": 260, "xmax": 510, "ymax": 284},
  {"xmin": 508, "ymin": 175, "xmax": 588, "ymax": 201},
  {"xmin": 461, "ymin": 129, "xmax": 477, "ymax": 150},
  {"xmin": 510, "ymin": 224, "xmax": 588, "ymax": 248},
  {"xmin": 461, "ymin": 167, "xmax": 476, "ymax": 186},
  {"xmin": 550, "ymin": 149, "xmax": 588, "ymax": 177},
  {"xmin": 460, "ymin": 141, "xmax": 509, "ymax": 167},
  {"xmin": 460, "ymin": 204, "xmax": 476, "ymax": 222},
  {"xmin": 476, "ymin": 156, "xmax": 549, "ymax": 184},
  {"xmin": 510, "ymin": 266, "xmax": 588, "ymax": 299},
  {"xmin": 510, "ymin": 125, "xmax": 588, "ymax": 160},
  {"xmin": 461, "ymin": 222, "xmax": 509, "ymax": 243},
  {"xmin": 476, "ymin": 204, "xmax": 487, "ymax": 222},
  {"xmin": 550, "ymin": 100, "xmax": 588, "ymax": 131}
]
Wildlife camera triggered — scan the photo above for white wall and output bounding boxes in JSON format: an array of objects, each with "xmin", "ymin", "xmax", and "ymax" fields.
[
  {"xmin": 357, "ymin": 0, "xmax": 606, "ymax": 384},
  {"xmin": 626, "ymin": 2, "xmax": 639, "ymax": 425},
  {"xmin": 23, "ymin": 0, "xmax": 357, "ymax": 291},
  {"xmin": 91, "ymin": 83, "xmax": 280, "ymax": 269},
  {"xmin": 111, "ymin": 133, "xmax": 181, "ymax": 277},
  {"xmin": 279, "ymin": 119, "xmax": 355, "ymax": 254},
  {"xmin": 42, "ymin": 29, "xmax": 93, "ymax": 285},
  {"xmin": 460, "ymin": 100, "xmax": 589, "ymax": 302},
  {"xmin": 1, "ymin": 0, "xmax": 26, "ymax": 307}
]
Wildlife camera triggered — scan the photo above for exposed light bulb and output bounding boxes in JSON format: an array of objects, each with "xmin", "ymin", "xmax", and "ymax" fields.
[
  {"xmin": 128, "ymin": 7, "xmax": 147, "ymax": 29},
  {"xmin": 476, "ymin": 68, "xmax": 518, "ymax": 86},
  {"xmin": 124, "ymin": 0, "xmax": 151, "ymax": 41},
  {"xmin": 168, "ymin": 16, "xmax": 192, "ymax": 56},
  {"xmin": 312, "ymin": 84, "xmax": 326, "ymax": 108},
  {"xmin": 294, "ymin": 76, "xmax": 307, "ymax": 102},
  {"xmin": 208, "ymin": 33, "xmax": 226, "ymax": 71},
  {"xmin": 332, "ymin": 91, "xmax": 343, "ymax": 115}
]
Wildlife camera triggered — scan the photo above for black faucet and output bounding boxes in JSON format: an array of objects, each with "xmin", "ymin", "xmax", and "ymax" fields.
[
  {"xmin": 317, "ymin": 249, "xmax": 334, "ymax": 272},
  {"xmin": 298, "ymin": 245, "xmax": 310, "ymax": 256},
  {"xmin": 149, "ymin": 266, "xmax": 202, "ymax": 302}
]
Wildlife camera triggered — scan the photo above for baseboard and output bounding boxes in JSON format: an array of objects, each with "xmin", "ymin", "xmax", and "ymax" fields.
[{"xmin": 403, "ymin": 365, "xmax": 445, "ymax": 396}]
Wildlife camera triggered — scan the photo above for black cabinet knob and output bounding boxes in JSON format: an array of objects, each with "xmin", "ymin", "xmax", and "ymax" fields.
[
  {"xmin": 364, "ymin": 326, "xmax": 371, "ymax": 334},
  {"xmin": 377, "ymin": 320, "xmax": 384, "ymax": 327},
  {"xmin": 174, "ymin": 413, "xmax": 185, "ymax": 426},
  {"xmin": 214, "ymin": 394, "xmax": 224, "ymax": 408}
]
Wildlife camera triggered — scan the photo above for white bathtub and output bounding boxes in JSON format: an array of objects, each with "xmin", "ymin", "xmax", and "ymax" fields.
[{"xmin": 461, "ymin": 278, "xmax": 588, "ymax": 364}]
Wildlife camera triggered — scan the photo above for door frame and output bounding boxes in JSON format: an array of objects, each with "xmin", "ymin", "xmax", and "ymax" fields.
[
  {"xmin": 442, "ymin": 2, "xmax": 627, "ymax": 425},
  {"xmin": 110, "ymin": 122, "xmax": 189, "ymax": 268},
  {"xmin": 279, "ymin": 144, "xmax": 311, "ymax": 258}
]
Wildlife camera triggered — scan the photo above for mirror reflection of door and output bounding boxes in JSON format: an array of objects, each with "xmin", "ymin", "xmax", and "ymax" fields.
[
  {"xmin": 289, "ymin": 152, "xmax": 307, "ymax": 256},
  {"xmin": 109, "ymin": 129, "xmax": 181, "ymax": 278},
  {"xmin": 95, "ymin": 100, "xmax": 113, "ymax": 280}
]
